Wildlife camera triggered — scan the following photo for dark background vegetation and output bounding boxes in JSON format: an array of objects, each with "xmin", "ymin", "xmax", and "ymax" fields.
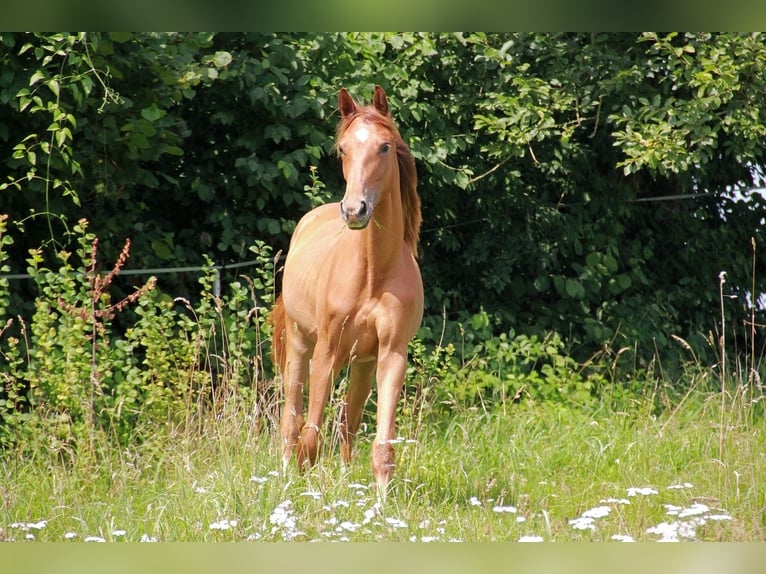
[{"xmin": 2, "ymin": 32, "xmax": 766, "ymax": 365}]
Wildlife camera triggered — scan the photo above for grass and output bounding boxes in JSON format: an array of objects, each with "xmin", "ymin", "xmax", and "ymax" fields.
[
  {"xmin": 1, "ymin": 383, "xmax": 763, "ymax": 542},
  {"xmin": 1, "ymin": 226, "xmax": 763, "ymax": 542}
]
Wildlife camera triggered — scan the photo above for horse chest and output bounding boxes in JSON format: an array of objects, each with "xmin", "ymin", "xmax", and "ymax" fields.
[{"xmin": 323, "ymin": 298, "xmax": 382, "ymax": 359}]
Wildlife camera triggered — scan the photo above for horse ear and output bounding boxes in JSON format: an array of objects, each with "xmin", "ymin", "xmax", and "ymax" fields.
[
  {"xmin": 339, "ymin": 88, "xmax": 357, "ymax": 118},
  {"xmin": 373, "ymin": 85, "xmax": 389, "ymax": 116}
]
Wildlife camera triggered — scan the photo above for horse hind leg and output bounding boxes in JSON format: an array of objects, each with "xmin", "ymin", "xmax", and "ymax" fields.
[
  {"xmin": 339, "ymin": 359, "xmax": 375, "ymax": 463},
  {"xmin": 279, "ymin": 339, "xmax": 310, "ymax": 473}
]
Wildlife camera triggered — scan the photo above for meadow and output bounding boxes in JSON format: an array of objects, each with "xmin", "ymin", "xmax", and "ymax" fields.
[
  {"xmin": 1, "ymin": 375, "xmax": 763, "ymax": 543},
  {"xmin": 0, "ymin": 222, "xmax": 764, "ymax": 543}
]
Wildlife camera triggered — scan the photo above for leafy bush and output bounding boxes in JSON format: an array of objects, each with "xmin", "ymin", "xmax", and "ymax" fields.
[
  {"xmin": 0, "ymin": 219, "xmax": 276, "ymax": 449},
  {"xmin": 2, "ymin": 32, "xmax": 766, "ymax": 386},
  {"xmin": 408, "ymin": 310, "xmax": 631, "ymax": 417}
]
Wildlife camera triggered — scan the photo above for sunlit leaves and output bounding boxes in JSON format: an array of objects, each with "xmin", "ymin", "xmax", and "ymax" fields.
[{"xmin": 610, "ymin": 32, "xmax": 766, "ymax": 179}]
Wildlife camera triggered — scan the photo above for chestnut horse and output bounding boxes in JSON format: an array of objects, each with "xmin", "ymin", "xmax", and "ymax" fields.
[{"xmin": 271, "ymin": 85, "xmax": 423, "ymax": 495}]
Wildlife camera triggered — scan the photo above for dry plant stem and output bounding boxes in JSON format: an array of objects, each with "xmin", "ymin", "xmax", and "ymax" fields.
[
  {"xmin": 750, "ymin": 238, "xmax": 756, "ymax": 403},
  {"xmin": 718, "ymin": 271, "xmax": 727, "ymax": 485},
  {"xmin": 57, "ymin": 235, "xmax": 156, "ymax": 438}
]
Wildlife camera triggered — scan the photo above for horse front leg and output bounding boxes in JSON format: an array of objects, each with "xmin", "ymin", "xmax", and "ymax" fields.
[
  {"xmin": 371, "ymin": 348, "xmax": 408, "ymax": 498},
  {"xmin": 339, "ymin": 358, "xmax": 375, "ymax": 463},
  {"xmin": 296, "ymin": 345, "xmax": 340, "ymax": 471}
]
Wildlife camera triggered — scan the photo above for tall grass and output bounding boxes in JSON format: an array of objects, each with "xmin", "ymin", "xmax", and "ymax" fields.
[
  {"xmin": 1, "ymin": 379, "xmax": 763, "ymax": 542},
  {"xmin": 0, "ymin": 220, "xmax": 764, "ymax": 542}
]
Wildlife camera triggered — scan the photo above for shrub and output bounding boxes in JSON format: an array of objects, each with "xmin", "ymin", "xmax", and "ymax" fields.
[{"xmin": 0, "ymin": 219, "xmax": 277, "ymax": 450}]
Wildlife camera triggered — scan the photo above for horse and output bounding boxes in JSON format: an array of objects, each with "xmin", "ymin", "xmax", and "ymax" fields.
[{"xmin": 271, "ymin": 85, "xmax": 423, "ymax": 496}]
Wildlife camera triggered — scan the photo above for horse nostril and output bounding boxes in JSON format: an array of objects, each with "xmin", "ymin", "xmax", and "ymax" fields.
[{"xmin": 358, "ymin": 200, "xmax": 368, "ymax": 218}]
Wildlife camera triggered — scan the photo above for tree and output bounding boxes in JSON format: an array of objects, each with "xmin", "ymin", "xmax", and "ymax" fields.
[{"xmin": 2, "ymin": 32, "xmax": 766, "ymax": 364}]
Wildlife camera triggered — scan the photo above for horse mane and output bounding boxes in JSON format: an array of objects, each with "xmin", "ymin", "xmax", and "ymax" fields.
[{"xmin": 336, "ymin": 106, "xmax": 421, "ymax": 256}]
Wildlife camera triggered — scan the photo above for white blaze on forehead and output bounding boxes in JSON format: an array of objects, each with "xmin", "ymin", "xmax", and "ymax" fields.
[{"xmin": 354, "ymin": 127, "xmax": 370, "ymax": 143}]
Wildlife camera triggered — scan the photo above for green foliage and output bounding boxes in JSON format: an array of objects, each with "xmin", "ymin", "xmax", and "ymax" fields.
[
  {"xmin": 410, "ymin": 310, "xmax": 629, "ymax": 416},
  {"xmin": 0, "ymin": 222, "xmax": 271, "ymax": 449},
  {"xmin": 2, "ymin": 32, "xmax": 766, "ymax": 367}
]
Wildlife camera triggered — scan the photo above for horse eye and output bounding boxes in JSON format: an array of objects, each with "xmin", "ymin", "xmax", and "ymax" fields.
[{"xmin": 381, "ymin": 143, "xmax": 391, "ymax": 154}]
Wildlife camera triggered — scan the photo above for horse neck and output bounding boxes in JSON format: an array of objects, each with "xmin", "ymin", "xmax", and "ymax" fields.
[{"xmin": 359, "ymin": 180, "xmax": 405, "ymax": 281}]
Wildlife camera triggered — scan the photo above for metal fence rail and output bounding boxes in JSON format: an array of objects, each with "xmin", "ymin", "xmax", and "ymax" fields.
[{"xmin": 1, "ymin": 259, "xmax": 263, "ymax": 298}]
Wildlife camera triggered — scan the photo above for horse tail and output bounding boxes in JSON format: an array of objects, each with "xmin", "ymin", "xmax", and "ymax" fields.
[{"xmin": 270, "ymin": 294, "xmax": 287, "ymax": 375}]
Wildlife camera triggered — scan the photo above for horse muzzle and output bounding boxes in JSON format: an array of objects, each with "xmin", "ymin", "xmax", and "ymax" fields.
[{"xmin": 340, "ymin": 198, "xmax": 373, "ymax": 229}]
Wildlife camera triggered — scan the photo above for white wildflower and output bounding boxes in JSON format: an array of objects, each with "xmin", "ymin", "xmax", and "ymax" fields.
[
  {"xmin": 664, "ymin": 504, "xmax": 683, "ymax": 516},
  {"xmin": 492, "ymin": 505, "xmax": 518, "ymax": 514},
  {"xmin": 269, "ymin": 501, "xmax": 294, "ymax": 527},
  {"xmin": 28, "ymin": 520, "xmax": 47, "ymax": 530},
  {"xmin": 611, "ymin": 534, "xmax": 635, "ymax": 542},
  {"xmin": 84, "ymin": 536, "xmax": 107, "ymax": 542},
  {"xmin": 11, "ymin": 520, "xmax": 48, "ymax": 531},
  {"xmin": 647, "ymin": 522, "xmax": 679, "ymax": 542},
  {"xmin": 581, "ymin": 506, "xmax": 611, "ymax": 519},
  {"xmin": 336, "ymin": 521, "xmax": 359, "ymax": 533},
  {"xmin": 601, "ymin": 497, "xmax": 631, "ymax": 505},
  {"xmin": 569, "ymin": 516, "xmax": 596, "ymax": 531},
  {"xmin": 678, "ymin": 503, "xmax": 710, "ymax": 518},
  {"xmin": 667, "ymin": 482, "xmax": 694, "ymax": 490},
  {"xmin": 210, "ymin": 519, "xmax": 238, "ymax": 531},
  {"xmin": 385, "ymin": 517, "xmax": 408, "ymax": 529},
  {"xmin": 468, "ymin": 496, "xmax": 482, "ymax": 506},
  {"xmin": 627, "ymin": 486, "xmax": 658, "ymax": 497},
  {"xmin": 518, "ymin": 535, "xmax": 544, "ymax": 542},
  {"xmin": 362, "ymin": 503, "xmax": 381, "ymax": 525},
  {"xmin": 647, "ymin": 518, "xmax": 703, "ymax": 542},
  {"xmin": 269, "ymin": 500, "xmax": 303, "ymax": 540},
  {"xmin": 64, "ymin": 532, "xmax": 78, "ymax": 540}
]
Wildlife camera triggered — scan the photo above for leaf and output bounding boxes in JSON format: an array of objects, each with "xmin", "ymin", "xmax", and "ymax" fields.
[
  {"xmin": 565, "ymin": 279, "xmax": 584, "ymax": 299},
  {"xmin": 140, "ymin": 103, "xmax": 163, "ymax": 122},
  {"xmin": 616, "ymin": 274, "xmax": 632, "ymax": 290},
  {"xmin": 108, "ymin": 32, "xmax": 132, "ymax": 43},
  {"xmin": 29, "ymin": 70, "xmax": 45, "ymax": 87},
  {"xmin": 212, "ymin": 51, "xmax": 232, "ymax": 68},
  {"xmin": 585, "ymin": 252, "xmax": 600, "ymax": 269},
  {"xmin": 151, "ymin": 239, "xmax": 173, "ymax": 259},
  {"xmin": 163, "ymin": 145, "xmax": 184, "ymax": 156},
  {"xmin": 48, "ymin": 78, "xmax": 60, "ymax": 99}
]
